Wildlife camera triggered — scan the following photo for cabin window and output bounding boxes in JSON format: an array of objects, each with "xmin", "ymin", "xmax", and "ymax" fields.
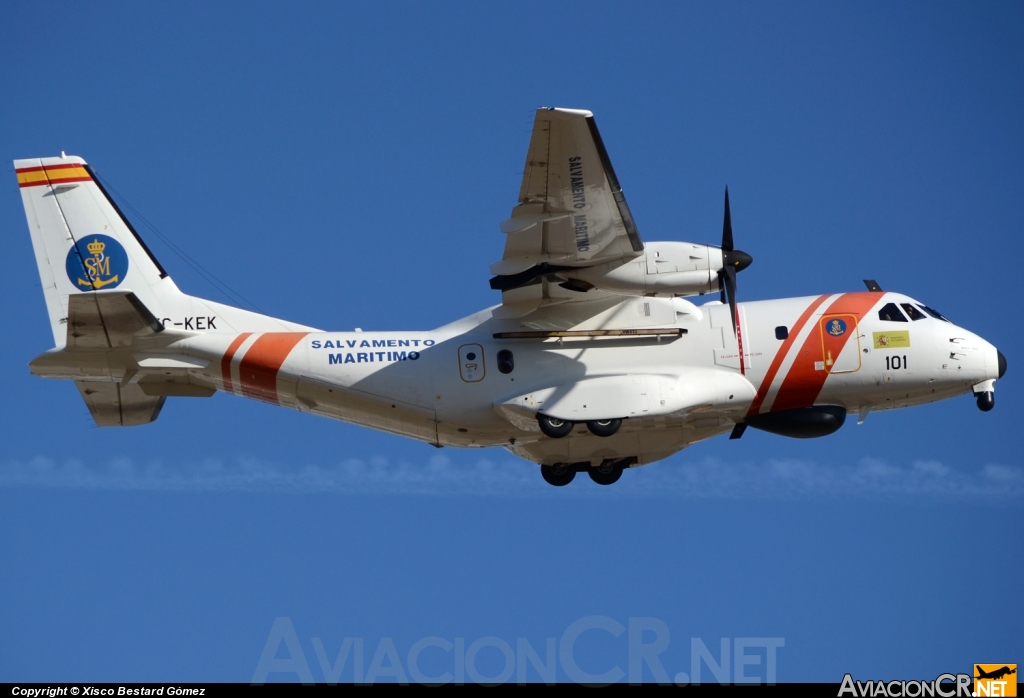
[
  {"xmin": 900, "ymin": 303, "xmax": 926, "ymax": 321},
  {"xmin": 878, "ymin": 303, "xmax": 907, "ymax": 322},
  {"xmin": 497, "ymin": 349, "xmax": 514, "ymax": 374},
  {"xmin": 775, "ymin": 326, "xmax": 788, "ymax": 340}
]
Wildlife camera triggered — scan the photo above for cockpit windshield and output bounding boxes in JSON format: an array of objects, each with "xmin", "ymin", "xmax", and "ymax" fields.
[
  {"xmin": 878, "ymin": 302, "xmax": 907, "ymax": 322},
  {"xmin": 917, "ymin": 304, "xmax": 951, "ymax": 323},
  {"xmin": 900, "ymin": 303, "xmax": 926, "ymax": 321}
]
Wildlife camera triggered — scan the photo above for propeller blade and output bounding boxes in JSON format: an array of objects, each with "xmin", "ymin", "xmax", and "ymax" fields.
[
  {"xmin": 722, "ymin": 187, "xmax": 733, "ymax": 252},
  {"xmin": 724, "ymin": 264, "xmax": 738, "ymax": 335},
  {"xmin": 717, "ymin": 186, "xmax": 751, "ymax": 335}
]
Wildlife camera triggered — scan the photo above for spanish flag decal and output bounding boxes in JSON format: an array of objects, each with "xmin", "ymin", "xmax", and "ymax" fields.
[
  {"xmin": 873, "ymin": 330, "xmax": 910, "ymax": 349},
  {"xmin": 16, "ymin": 163, "xmax": 92, "ymax": 188}
]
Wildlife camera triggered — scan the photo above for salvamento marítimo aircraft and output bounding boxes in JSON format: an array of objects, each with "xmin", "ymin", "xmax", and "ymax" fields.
[{"xmin": 16, "ymin": 107, "xmax": 1006, "ymax": 487}]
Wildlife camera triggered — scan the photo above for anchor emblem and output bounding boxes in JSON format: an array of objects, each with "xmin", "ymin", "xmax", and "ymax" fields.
[{"xmin": 65, "ymin": 234, "xmax": 128, "ymax": 291}]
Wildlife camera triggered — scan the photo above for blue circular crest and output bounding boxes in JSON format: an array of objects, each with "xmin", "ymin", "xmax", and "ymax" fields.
[
  {"xmin": 826, "ymin": 318, "xmax": 847, "ymax": 337},
  {"xmin": 66, "ymin": 234, "xmax": 129, "ymax": 291}
]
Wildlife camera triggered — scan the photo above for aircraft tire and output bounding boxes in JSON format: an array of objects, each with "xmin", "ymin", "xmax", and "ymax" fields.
[
  {"xmin": 538, "ymin": 414, "xmax": 574, "ymax": 438},
  {"xmin": 588, "ymin": 463, "xmax": 623, "ymax": 486},
  {"xmin": 976, "ymin": 391, "xmax": 995, "ymax": 411},
  {"xmin": 586, "ymin": 419, "xmax": 622, "ymax": 437},
  {"xmin": 541, "ymin": 463, "xmax": 576, "ymax": 486}
]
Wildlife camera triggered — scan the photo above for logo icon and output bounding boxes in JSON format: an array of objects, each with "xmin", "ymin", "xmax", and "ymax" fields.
[
  {"xmin": 65, "ymin": 234, "xmax": 128, "ymax": 290},
  {"xmin": 826, "ymin": 318, "xmax": 847, "ymax": 336},
  {"xmin": 975, "ymin": 664, "xmax": 1017, "ymax": 697}
]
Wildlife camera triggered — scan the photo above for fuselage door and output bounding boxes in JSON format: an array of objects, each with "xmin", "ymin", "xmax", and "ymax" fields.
[
  {"xmin": 458, "ymin": 344, "xmax": 485, "ymax": 382},
  {"xmin": 820, "ymin": 314, "xmax": 862, "ymax": 373}
]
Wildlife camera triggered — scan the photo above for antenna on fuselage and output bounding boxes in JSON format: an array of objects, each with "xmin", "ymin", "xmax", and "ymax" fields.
[{"xmin": 863, "ymin": 279, "xmax": 883, "ymax": 292}]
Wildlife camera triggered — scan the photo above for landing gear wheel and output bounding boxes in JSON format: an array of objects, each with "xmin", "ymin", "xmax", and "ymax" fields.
[
  {"xmin": 976, "ymin": 391, "xmax": 995, "ymax": 412},
  {"xmin": 588, "ymin": 461, "xmax": 623, "ymax": 486},
  {"xmin": 541, "ymin": 463, "xmax": 576, "ymax": 486},
  {"xmin": 538, "ymin": 414, "xmax": 574, "ymax": 438},
  {"xmin": 586, "ymin": 419, "xmax": 622, "ymax": 437}
]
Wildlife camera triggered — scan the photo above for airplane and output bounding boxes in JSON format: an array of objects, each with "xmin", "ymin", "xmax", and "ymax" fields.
[
  {"xmin": 975, "ymin": 666, "xmax": 1016, "ymax": 681},
  {"xmin": 15, "ymin": 107, "xmax": 1006, "ymax": 487}
]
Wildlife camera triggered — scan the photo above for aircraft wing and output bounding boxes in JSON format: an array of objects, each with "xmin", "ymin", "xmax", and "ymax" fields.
[{"xmin": 491, "ymin": 108, "xmax": 644, "ymax": 292}]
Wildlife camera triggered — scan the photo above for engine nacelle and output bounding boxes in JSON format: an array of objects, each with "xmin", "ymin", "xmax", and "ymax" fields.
[{"xmin": 559, "ymin": 241, "xmax": 724, "ymax": 297}]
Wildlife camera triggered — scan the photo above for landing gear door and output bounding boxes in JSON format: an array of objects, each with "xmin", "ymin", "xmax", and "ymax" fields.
[
  {"xmin": 458, "ymin": 344, "xmax": 485, "ymax": 383},
  {"xmin": 820, "ymin": 314, "xmax": 861, "ymax": 373}
]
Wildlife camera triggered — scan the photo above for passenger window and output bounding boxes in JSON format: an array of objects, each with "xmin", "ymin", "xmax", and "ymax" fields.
[
  {"xmin": 878, "ymin": 303, "xmax": 907, "ymax": 322},
  {"xmin": 775, "ymin": 326, "xmax": 788, "ymax": 340},
  {"xmin": 497, "ymin": 349, "xmax": 514, "ymax": 374},
  {"xmin": 900, "ymin": 303, "xmax": 926, "ymax": 321},
  {"xmin": 918, "ymin": 304, "xmax": 951, "ymax": 323}
]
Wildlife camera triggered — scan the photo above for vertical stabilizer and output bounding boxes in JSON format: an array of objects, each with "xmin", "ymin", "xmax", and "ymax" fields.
[
  {"xmin": 16, "ymin": 155, "xmax": 184, "ymax": 346},
  {"xmin": 15, "ymin": 155, "xmax": 315, "ymax": 347}
]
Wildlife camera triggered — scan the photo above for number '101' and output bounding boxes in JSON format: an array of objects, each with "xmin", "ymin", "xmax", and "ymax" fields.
[{"xmin": 885, "ymin": 355, "xmax": 907, "ymax": 370}]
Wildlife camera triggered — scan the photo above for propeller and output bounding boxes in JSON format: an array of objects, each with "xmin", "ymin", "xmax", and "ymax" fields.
[{"xmin": 717, "ymin": 187, "xmax": 753, "ymax": 336}]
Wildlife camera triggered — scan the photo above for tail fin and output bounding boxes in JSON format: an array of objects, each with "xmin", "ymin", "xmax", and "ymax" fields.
[{"xmin": 16, "ymin": 155, "xmax": 315, "ymax": 346}]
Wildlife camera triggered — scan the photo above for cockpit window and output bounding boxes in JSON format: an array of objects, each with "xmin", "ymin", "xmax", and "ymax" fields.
[
  {"xmin": 917, "ymin": 304, "xmax": 952, "ymax": 323},
  {"xmin": 878, "ymin": 303, "xmax": 907, "ymax": 322},
  {"xmin": 900, "ymin": 303, "xmax": 926, "ymax": 321}
]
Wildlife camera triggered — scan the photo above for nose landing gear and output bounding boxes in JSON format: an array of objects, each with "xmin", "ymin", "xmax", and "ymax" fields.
[{"xmin": 976, "ymin": 391, "xmax": 995, "ymax": 412}]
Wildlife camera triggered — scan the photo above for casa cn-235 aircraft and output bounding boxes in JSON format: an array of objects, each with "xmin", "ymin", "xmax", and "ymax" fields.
[{"xmin": 16, "ymin": 107, "xmax": 1007, "ymax": 486}]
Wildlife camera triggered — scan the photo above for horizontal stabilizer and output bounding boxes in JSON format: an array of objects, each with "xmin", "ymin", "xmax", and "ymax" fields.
[
  {"xmin": 75, "ymin": 380, "xmax": 165, "ymax": 427},
  {"xmin": 67, "ymin": 291, "xmax": 163, "ymax": 349}
]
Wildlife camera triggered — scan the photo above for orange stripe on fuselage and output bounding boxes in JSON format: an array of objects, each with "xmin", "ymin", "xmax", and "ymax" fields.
[
  {"xmin": 238, "ymin": 333, "xmax": 308, "ymax": 405},
  {"xmin": 769, "ymin": 292, "xmax": 883, "ymax": 412},
  {"xmin": 221, "ymin": 333, "xmax": 252, "ymax": 394},
  {"xmin": 16, "ymin": 163, "xmax": 92, "ymax": 187},
  {"xmin": 748, "ymin": 294, "xmax": 831, "ymax": 416}
]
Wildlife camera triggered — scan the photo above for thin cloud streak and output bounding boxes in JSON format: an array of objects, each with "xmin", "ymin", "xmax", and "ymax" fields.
[{"xmin": 1, "ymin": 454, "xmax": 1021, "ymax": 499}]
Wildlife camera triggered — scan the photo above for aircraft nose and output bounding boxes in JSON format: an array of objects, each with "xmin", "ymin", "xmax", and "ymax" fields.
[{"xmin": 998, "ymin": 350, "xmax": 1006, "ymax": 379}]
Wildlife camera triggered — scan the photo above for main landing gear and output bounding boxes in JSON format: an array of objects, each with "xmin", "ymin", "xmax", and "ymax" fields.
[
  {"xmin": 537, "ymin": 414, "xmax": 623, "ymax": 438},
  {"xmin": 588, "ymin": 460, "xmax": 623, "ymax": 485},
  {"xmin": 540, "ymin": 463, "xmax": 575, "ymax": 486},
  {"xmin": 537, "ymin": 414, "xmax": 574, "ymax": 438},
  {"xmin": 539, "ymin": 459, "xmax": 630, "ymax": 487}
]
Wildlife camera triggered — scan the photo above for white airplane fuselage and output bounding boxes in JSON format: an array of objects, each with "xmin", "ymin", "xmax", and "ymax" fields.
[{"xmin": 33, "ymin": 289, "xmax": 1000, "ymax": 470}]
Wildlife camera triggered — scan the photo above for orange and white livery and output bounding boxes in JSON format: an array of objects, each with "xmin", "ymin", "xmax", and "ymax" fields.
[{"xmin": 15, "ymin": 109, "xmax": 1006, "ymax": 487}]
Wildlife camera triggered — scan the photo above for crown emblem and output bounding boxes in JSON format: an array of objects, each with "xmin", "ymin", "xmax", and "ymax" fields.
[{"xmin": 86, "ymin": 239, "xmax": 106, "ymax": 255}]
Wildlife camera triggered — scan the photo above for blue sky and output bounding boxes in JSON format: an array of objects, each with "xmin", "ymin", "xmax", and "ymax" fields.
[{"xmin": 1, "ymin": 1, "xmax": 1021, "ymax": 683}]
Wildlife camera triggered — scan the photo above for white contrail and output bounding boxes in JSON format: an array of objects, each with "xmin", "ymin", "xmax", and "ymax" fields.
[{"xmin": 1, "ymin": 454, "xmax": 1020, "ymax": 499}]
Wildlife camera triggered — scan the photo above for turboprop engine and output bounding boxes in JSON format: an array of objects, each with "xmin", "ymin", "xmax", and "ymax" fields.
[
  {"xmin": 558, "ymin": 241, "xmax": 728, "ymax": 297},
  {"xmin": 491, "ymin": 189, "xmax": 754, "ymax": 314}
]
